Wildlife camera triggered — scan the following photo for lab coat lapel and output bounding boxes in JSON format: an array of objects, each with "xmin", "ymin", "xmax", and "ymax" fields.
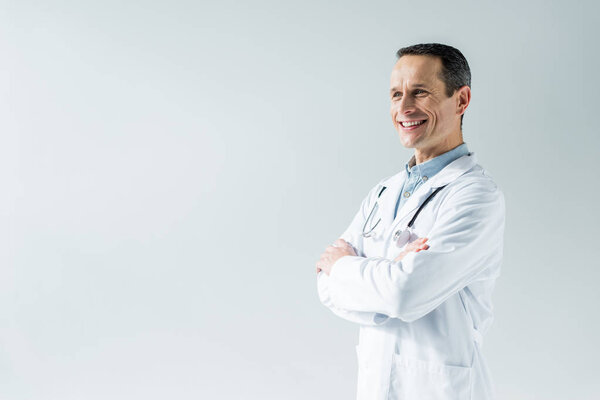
[
  {"xmin": 393, "ymin": 153, "xmax": 478, "ymax": 224},
  {"xmin": 394, "ymin": 182, "xmax": 436, "ymax": 224},
  {"xmin": 428, "ymin": 152, "xmax": 478, "ymax": 188}
]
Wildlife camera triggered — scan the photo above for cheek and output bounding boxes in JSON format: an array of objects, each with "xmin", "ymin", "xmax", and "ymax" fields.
[
  {"xmin": 390, "ymin": 108, "xmax": 399, "ymax": 125},
  {"xmin": 422, "ymin": 102, "xmax": 443, "ymax": 122},
  {"xmin": 437, "ymin": 99, "xmax": 456, "ymax": 118}
]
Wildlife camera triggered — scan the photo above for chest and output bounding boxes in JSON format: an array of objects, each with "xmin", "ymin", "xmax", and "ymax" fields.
[{"xmin": 362, "ymin": 186, "xmax": 447, "ymax": 259}]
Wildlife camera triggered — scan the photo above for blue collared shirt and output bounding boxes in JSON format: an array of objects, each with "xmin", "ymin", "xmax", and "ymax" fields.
[{"xmin": 394, "ymin": 143, "xmax": 470, "ymax": 219}]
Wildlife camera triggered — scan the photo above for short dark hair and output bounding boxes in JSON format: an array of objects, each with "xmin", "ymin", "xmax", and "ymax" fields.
[{"xmin": 396, "ymin": 43, "xmax": 471, "ymax": 127}]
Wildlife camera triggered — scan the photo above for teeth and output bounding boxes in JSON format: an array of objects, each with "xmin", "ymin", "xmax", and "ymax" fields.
[{"xmin": 400, "ymin": 120, "xmax": 425, "ymax": 127}]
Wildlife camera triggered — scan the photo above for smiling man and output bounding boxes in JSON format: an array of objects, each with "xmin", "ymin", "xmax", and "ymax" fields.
[
  {"xmin": 390, "ymin": 53, "xmax": 469, "ymax": 163},
  {"xmin": 316, "ymin": 43, "xmax": 505, "ymax": 399}
]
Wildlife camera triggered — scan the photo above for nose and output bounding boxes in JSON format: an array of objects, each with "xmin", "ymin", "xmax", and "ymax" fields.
[
  {"xmin": 398, "ymin": 94, "xmax": 415, "ymax": 116},
  {"xmin": 391, "ymin": 94, "xmax": 416, "ymax": 118}
]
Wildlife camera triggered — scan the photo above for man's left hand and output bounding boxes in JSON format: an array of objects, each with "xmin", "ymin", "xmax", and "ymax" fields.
[{"xmin": 316, "ymin": 238, "xmax": 357, "ymax": 276}]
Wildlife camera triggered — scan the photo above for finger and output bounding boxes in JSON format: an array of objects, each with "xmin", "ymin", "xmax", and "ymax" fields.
[
  {"xmin": 328, "ymin": 246, "xmax": 345, "ymax": 255},
  {"xmin": 334, "ymin": 238, "xmax": 347, "ymax": 247},
  {"xmin": 408, "ymin": 242, "xmax": 420, "ymax": 250}
]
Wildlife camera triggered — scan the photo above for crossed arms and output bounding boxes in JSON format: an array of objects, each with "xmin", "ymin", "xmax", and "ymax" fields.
[{"xmin": 315, "ymin": 182, "xmax": 505, "ymax": 325}]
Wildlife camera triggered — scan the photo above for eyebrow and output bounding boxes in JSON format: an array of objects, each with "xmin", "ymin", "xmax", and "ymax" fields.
[{"xmin": 390, "ymin": 83, "xmax": 429, "ymax": 93}]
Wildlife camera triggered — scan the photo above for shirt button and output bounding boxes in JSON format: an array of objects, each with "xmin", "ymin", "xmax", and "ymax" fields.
[
  {"xmin": 422, "ymin": 176, "xmax": 428, "ymax": 182},
  {"xmin": 404, "ymin": 191, "xmax": 410, "ymax": 198}
]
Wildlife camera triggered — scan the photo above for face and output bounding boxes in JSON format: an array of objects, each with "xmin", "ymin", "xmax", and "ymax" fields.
[{"xmin": 390, "ymin": 55, "xmax": 468, "ymax": 155}]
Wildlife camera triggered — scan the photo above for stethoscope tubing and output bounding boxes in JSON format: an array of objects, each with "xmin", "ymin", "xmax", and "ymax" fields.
[
  {"xmin": 362, "ymin": 184, "xmax": 447, "ymax": 238},
  {"xmin": 361, "ymin": 186, "xmax": 387, "ymax": 238},
  {"xmin": 405, "ymin": 185, "xmax": 447, "ymax": 229}
]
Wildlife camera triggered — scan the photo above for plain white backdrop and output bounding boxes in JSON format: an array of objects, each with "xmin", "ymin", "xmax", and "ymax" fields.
[{"xmin": 1, "ymin": 0, "xmax": 599, "ymax": 399}]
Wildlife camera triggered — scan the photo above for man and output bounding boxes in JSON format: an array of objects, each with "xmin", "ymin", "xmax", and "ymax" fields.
[{"xmin": 316, "ymin": 43, "xmax": 505, "ymax": 400}]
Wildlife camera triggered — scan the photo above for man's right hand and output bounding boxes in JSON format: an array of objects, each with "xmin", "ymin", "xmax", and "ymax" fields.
[{"xmin": 394, "ymin": 237, "xmax": 429, "ymax": 262}]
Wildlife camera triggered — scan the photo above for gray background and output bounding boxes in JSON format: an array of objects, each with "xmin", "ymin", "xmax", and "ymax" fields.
[{"xmin": 1, "ymin": 0, "xmax": 599, "ymax": 399}]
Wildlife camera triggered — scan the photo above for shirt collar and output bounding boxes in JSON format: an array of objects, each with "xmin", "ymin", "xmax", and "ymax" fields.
[{"xmin": 405, "ymin": 143, "xmax": 470, "ymax": 179}]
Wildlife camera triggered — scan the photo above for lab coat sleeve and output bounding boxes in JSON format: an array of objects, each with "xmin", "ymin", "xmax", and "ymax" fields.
[
  {"xmin": 326, "ymin": 181, "xmax": 505, "ymax": 322},
  {"xmin": 317, "ymin": 271, "xmax": 389, "ymax": 325},
  {"xmin": 316, "ymin": 179, "xmax": 390, "ymax": 326}
]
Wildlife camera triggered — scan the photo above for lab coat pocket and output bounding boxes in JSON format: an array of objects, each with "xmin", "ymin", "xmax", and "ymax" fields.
[{"xmin": 389, "ymin": 354, "xmax": 472, "ymax": 400}]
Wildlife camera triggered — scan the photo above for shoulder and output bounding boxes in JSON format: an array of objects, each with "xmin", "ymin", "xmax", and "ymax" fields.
[
  {"xmin": 363, "ymin": 169, "xmax": 405, "ymax": 196},
  {"xmin": 450, "ymin": 163, "xmax": 502, "ymax": 195},
  {"xmin": 440, "ymin": 163, "xmax": 505, "ymax": 218},
  {"xmin": 379, "ymin": 169, "xmax": 406, "ymax": 189},
  {"xmin": 355, "ymin": 169, "xmax": 406, "ymax": 209}
]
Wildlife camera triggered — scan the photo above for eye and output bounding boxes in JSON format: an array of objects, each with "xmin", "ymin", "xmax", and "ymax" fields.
[
  {"xmin": 415, "ymin": 89, "xmax": 427, "ymax": 95},
  {"xmin": 392, "ymin": 91, "xmax": 402, "ymax": 98}
]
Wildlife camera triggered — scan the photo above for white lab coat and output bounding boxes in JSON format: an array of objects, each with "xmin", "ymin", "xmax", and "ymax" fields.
[{"xmin": 317, "ymin": 153, "xmax": 505, "ymax": 400}]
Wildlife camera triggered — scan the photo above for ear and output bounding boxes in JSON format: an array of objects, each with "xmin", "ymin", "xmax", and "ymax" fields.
[{"xmin": 456, "ymin": 86, "xmax": 471, "ymax": 116}]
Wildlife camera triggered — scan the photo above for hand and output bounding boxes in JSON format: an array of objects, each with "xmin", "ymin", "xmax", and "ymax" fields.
[
  {"xmin": 316, "ymin": 238, "xmax": 357, "ymax": 276},
  {"xmin": 394, "ymin": 237, "xmax": 429, "ymax": 262}
]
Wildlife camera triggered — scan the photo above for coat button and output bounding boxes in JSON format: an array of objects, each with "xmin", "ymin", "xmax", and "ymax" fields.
[
  {"xmin": 403, "ymin": 191, "xmax": 410, "ymax": 198},
  {"xmin": 422, "ymin": 176, "xmax": 428, "ymax": 181}
]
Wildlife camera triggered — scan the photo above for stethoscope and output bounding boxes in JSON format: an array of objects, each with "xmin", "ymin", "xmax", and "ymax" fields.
[
  {"xmin": 361, "ymin": 186, "xmax": 387, "ymax": 238},
  {"xmin": 362, "ymin": 184, "xmax": 447, "ymax": 247}
]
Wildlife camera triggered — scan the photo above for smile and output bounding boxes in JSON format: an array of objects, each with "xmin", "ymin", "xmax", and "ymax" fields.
[{"xmin": 399, "ymin": 119, "xmax": 427, "ymax": 127}]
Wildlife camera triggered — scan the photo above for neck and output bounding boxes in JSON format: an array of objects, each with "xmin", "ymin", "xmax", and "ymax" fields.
[{"xmin": 414, "ymin": 134, "xmax": 463, "ymax": 165}]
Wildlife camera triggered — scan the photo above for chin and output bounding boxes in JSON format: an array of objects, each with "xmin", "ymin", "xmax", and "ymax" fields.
[{"xmin": 398, "ymin": 133, "xmax": 422, "ymax": 149}]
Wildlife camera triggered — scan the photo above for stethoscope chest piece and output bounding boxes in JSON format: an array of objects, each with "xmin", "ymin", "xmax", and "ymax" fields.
[
  {"xmin": 393, "ymin": 229, "xmax": 418, "ymax": 247},
  {"xmin": 393, "ymin": 185, "xmax": 448, "ymax": 248}
]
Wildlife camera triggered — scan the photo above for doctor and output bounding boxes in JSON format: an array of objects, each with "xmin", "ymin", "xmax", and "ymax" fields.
[{"xmin": 316, "ymin": 43, "xmax": 505, "ymax": 400}]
